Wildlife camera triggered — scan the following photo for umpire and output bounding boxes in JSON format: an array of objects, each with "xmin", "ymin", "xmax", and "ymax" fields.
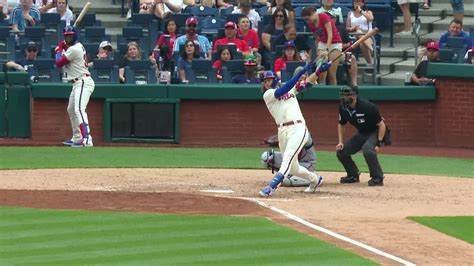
[{"xmin": 336, "ymin": 85, "xmax": 391, "ymax": 186}]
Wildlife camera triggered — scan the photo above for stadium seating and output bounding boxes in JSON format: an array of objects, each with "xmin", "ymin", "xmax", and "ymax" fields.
[
  {"xmin": 124, "ymin": 59, "xmax": 156, "ymax": 84},
  {"xmin": 186, "ymin": 59, "xmax": 213, "ymax": 83},
  {"xmin": 118, "ymin": 27, "xmax": 150, "ymax": 55},
  {"xmin": 280, "ymin": 61, "xmax": 306, "ymax": 82},
  {"xmin": 27, "ymin": 59, "xmax": 60, "ymax": 83},
  {"xmin": 82, "ymin": 27, "xmax": 110, "ymax": 43},
  {"xmin": 439, "ymin": 48, "xmax": 456, "ymax": 63},
  {"xmin": 0, "ymin": 27, "xmax": 15, "ymax": 61},
  {"xmin": 222, "ymin": 59, "xmax": 245, "ymax": 83},
  {"xmin": 23, "ymin": 27, "xmax": 47, "ymax": 58},
  {"xmin": 219, "ymin": 6, "xmax": 234, "ymax": 19},
  {"xmin": 200, "ymin": 17, "xmax": 226, "ymax": 36},
  {"xmin": 445, "ymin": 37, "xmax": 468, "ymax": 64},
  {"xmin": 189, "ymin": 6, "xmax": 219, "ymax": 17},
  {"xmin": 89, "ymin": 59, "xmax": 119, "ymax": 83},
  {"xmin": 170, "ymin": 13, "xmax": 192, "ymax": 29},
  {"xmin": 128, "ymin": 13, "xmax": 160, "ymax": 52},
  {"xmin": 40, "ymin": 13, "xmax": 61, "ymax": 49}
]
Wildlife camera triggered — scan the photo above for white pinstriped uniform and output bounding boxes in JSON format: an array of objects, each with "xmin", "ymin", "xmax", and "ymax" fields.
[
  {"xmin": 63, "ymin": 43, "xmax": 95, "ymax": 145},
  {"xmin": 263, "ymin": 86, "xmax": 319, "ymax": 183}
]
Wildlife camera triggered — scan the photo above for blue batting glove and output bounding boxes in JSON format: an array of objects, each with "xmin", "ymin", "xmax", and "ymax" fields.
[
  {"xmin": 303, "ymin": 62, "xmax": 315, "ymax": 72},
  {"xmin": 316, "ymin": 62, "xmax": 332, "ymax": 76}
]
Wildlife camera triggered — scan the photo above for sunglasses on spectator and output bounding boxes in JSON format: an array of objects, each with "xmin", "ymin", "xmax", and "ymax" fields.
[
  {"xmin": 185, "ymin": 44, "xmax": 195, "ymax": 47},
  {"xmin": 276, "ymin": 14, "xmax": 284, "ymax": 18},
  {"xmin": 27, "ymin": 48, "xmax": 37, "ymax": 52}
]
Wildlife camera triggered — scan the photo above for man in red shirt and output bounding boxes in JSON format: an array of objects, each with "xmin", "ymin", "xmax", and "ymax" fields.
[
  {"xmin": 302, "ymin": 7, "xmax": 343, "ymax": 85},
  {"xmin": 213, "ymin": 21, "xmax": 250, "ymax": 56}
]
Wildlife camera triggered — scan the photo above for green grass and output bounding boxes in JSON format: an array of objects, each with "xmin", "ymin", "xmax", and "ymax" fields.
[
  {"xmin": 0, "ymin": 147, "xmax": 473, "ymax": 177},
  {"xmin": 408, "ymin": 216, "xmax": 474, "ymax": 244},
  {"xmin": 0, "ymin": 207, "xmax": 376, "ymax": 265}
]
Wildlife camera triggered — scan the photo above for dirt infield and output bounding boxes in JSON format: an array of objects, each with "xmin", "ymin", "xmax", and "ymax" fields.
[{"xmin": 0, "ymin": 169, "xmax": 473, "ymax": 265}]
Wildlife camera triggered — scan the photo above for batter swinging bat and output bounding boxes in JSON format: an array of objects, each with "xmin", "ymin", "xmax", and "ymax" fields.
[{"xmin": 73, "ymin": 1, "xmax": 92, "ymax": 27}]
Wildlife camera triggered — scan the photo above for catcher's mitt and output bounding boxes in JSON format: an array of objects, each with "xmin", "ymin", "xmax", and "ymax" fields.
[{"xmin": 264, "ymin": 134, "xmax": 278, "ymax": 147}]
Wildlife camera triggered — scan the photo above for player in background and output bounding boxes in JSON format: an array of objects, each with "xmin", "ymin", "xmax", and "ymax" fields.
[
  {"xmin": 54, "ymin": 26, "xmax": 95, "ymax": 147},
  {"xmin": 261, "ymin": 133, "xmax": 317, "ymax": 187},
  {"xmin": 259, "ymin": 61, "xmax": 331, "ymax": 197}
]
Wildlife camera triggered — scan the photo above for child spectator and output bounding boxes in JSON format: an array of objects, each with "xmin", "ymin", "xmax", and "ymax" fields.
[
  {"xmin": 237, "ymin": 16, "xmax": 261, "ymax": 67},
  {"xmin": 212, "ymin": 47, "xmax": 232, "ymax": 81},
  {"xmin": 274, "ymin": 40, "xmax": 301, "ymax": 79},
  {"xmin": 232, "ymin": 54, "xmax": 260, "ymax": 84}
]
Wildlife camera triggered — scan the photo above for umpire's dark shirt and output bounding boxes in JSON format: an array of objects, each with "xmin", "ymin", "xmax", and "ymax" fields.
[{"xmin": 338, "ymin": 98, "xmax": 382, "ymax": 134}]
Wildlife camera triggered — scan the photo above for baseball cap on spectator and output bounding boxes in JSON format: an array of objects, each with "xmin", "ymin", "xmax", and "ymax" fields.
[
  {"xmin": 283, "ymin": 40, "xmax": 296, "ymax": 49},
  {"xmin": 426, "ymin": 41, "xmax": 439, "ymax": 51},
  {"xmin": 26, "ymin": 41, "xmax": 37, "ymax": 51},
  {"xmin": 225, "ymin": 21, "xmax": 237, "ymax": 29},
  {"xmin": 244, "ymin": 54, "xmax": 257, "ymax": 66},
  {"xmin": 99, "ymin": 41, "xmax": 113, "ymax": 51},
  {"xmin": 186, "ymin": 16, "xmax": 198, "ymax": 26}
]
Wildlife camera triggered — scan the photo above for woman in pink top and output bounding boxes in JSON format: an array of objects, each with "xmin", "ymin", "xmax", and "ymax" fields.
[
  {"xmin": 150, "ymin": 18, "xmax": 179, "ymax": 71},
  {"xmin": 273, "ymin": 40, "xmax": 301, "ymax": 79},
  {"xmin": 308, "ymin": 11, "xmax": 343, "ymax": 85}
]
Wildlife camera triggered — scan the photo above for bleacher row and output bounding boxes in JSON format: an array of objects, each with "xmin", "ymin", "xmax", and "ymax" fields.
[{"xmin": 0, "ymin": 1, "xmax": 471, "ymax": 84}]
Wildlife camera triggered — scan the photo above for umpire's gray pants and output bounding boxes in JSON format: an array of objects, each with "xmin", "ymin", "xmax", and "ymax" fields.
[{"xmin": 336, "ymin": 130, "xmax": 384, "ymax": 179}]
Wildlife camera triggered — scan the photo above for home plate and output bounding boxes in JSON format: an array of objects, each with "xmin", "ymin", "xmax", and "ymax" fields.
[{"xmin": 200, "ymin": 189, "xmax": 235, "ymax": 193}]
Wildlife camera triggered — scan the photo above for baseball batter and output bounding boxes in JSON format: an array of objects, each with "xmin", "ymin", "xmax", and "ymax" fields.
[
  {"xmin": 259, "ymin": 61, "xmax": 331, "ymax": 197},
  {"xmin": 55, "ymin": 26, "xmax": 95, "ymax": 147},
  {"xmin": 261, "ymin": 133, "xmax": 317, "ymax": 187}
]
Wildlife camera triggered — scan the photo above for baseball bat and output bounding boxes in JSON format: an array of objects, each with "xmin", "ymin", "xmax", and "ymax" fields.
[
  {"xmin": 73, "ymin": 1, "xmax": 92, "ymax": 27},
  {"xmin": 313, "ymin": 27, "xmax": 379, "ymax": 74}
]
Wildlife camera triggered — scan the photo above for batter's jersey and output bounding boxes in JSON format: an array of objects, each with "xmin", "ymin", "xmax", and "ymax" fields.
[
  {"xmin": 63, "ymin": 42, "xmax": 90, "ymax": 80},
  {"xmin": 263, "ymin": 87, "xmax": 304, "ymax": 126}
]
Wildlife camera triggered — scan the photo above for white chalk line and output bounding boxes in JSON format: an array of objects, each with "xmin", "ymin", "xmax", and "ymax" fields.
[{"xmin": 247, "ymin": 197, "xmax": 416, "ymax": 266}]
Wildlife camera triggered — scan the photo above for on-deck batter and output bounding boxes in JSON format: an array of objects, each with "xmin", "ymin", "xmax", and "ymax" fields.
[{"xmin": 55, "ymin": 26, "xmax": 95, "ymax": 147}]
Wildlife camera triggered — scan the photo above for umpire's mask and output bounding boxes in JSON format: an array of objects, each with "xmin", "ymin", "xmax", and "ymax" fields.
[{"xmin": 339, "ymin": 85, "xmax": 358, "ymax": 109}]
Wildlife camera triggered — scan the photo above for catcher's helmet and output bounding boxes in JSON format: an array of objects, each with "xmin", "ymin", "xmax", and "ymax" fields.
[
  {"xmin": 63, "ymin": 26, "xmax": 78, "ymax": 44},
  {"xmin": 339, "ymin": 85, "xmax": 359, "ymax": 98},
  {"xmin": 261, "ymin": 149, "xmax": 275, "ymax": 168}
]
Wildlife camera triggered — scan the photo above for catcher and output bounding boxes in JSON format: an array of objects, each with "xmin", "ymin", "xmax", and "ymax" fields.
[{"xmin": 261, "ymin": 134, "xmax": 317, "ymax": 187}]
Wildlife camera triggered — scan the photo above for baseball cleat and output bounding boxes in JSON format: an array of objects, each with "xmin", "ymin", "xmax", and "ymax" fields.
[
  {"xmin": 340, "ymin": 175, "xmax": 360, "ymax": 183},
  {"xmin": 259, "ymin": 186, "xmax": 274, "ymax": 197},
  {"xmin": 368, "ymin": 177, "xmax": 384, "ymax": 186},
  {"xmin": 304, "ymin": 175, "xmax": 324, "ymax": 193},
  {"xmin": 71, "ymin": 142, "xmax": 84, "ymax": 148},
  {"xmin": 62, "ymin": 139, "xmax": 74, "ymax": 146}
]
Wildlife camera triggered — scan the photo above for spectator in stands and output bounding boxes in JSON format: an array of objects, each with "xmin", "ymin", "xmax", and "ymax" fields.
[
  {"xmin": 410, "ymin": 41, "xmax": 439, "ymax": 85},
  {"xmin": 396, "ymin": 0, "xmax": 414, "ymax": 36},
  {"xmin": 260, "ymin": 7, "xmax": 288, "ymax": 69},
  {"xmin": 302, "ymin": 6, "xmax": 343, "ymax": 85},
  {"xmin": 316, "ymin": 0, "xmax": 343, "ymax": 26},
  {"xmin": 212, "ymin": 47, "xmax": 232, "ymax": 81},
  {"xmin": 450, "ymin": 0, "xmax": 463, "ymax": 24},
  {"xmin": 150, "ymin": 0, "xmax": 183, "ymax": 19},
  {"xmin": 5, "ymin": 40, "xmax": 38, "ymax": 71},
  {"xmin": 173, "ymin": 16, "xmax": 212, "ymax": 59},
  {"xmin": 213, "ymin": 21, "xmax": 250, "ymax": 56},
  {"xmin": 420, "ymin": 0, "xmax": 429, "ymax": 10},
  {"xmin": 119, "ymin": 41, "xmax": 142, "ymax": 83},
  {"xmin": 237, "ymin": 16, "xmax": 260, "ymax": 65},
  {"xmin": 346, "ymin": 0, "xmax": 374, "ymax": 66},
  {"xmin": 151, "ymin": 18, "xmax": 178, "ymax": 71},
  {"xmin": 87, "ymin": 41, "xmax": 114, "ymax": 67},
  {"xmin": 177, "ymin": 39, "xmax": 200, "ymax": 83},
  {"xmin": 267, "ymin": 0, "xmax": 294, "ymax": 25},
  {"xmin": 274, "ymin": 40, "xmax": 301, "ymax": 79},
  {"xmin": 183, "ymin": 0, "xmax": 214, "ymax": 12},
  {"xmin": 10, "ymin": 0, "xmax": 41, "ymax": 32},
  {"xmin": 216, "ymin": 0, "xmax": 238, "ymax": 9},
  {"xmin": 274, "ymin": 24, "xmax": 311, "ymax": 62},
  {"xmin": 231, "ymin": 0, "xmax": 260, "ymax": 31},
  {"xmin": 232, "ymin": 53, "xmax": 260, "ymax": 84},
  {"xmin": 438, "ymin": 19, "xmax": 472, "ymax": 54},
  {"xmin": 47, "ymin": 0, "xmax": 73, "ymax": 25}
]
